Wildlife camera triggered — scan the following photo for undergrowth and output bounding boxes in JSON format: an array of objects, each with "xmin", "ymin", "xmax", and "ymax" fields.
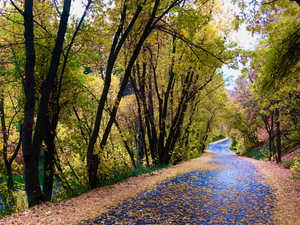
[
  {"xmin": 280, "ymin": 160, "xmax": 294, "ymax": 169},
  {"xmin": 210, "ymin": 135, "xmax": 226, "ymax": 143},
  {"xmin": 52, "ymin": 164, "xmax": 169, "ymax": 203},
  {"xmin": 241, "ymin": 145, "xmax": 269, "ymax": 160},
  {"xmin": 98, "ymin": 164, "xmax": 169, "ymax": 187},
  {"xmin": 1, "ymin": 165, "xmax": 169, "ymax": 218}
]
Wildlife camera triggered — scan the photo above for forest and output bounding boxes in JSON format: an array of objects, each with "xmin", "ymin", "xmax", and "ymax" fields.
[{"xmin": 0, "ymin": 0, "xmax": 299, "ymax": 220}]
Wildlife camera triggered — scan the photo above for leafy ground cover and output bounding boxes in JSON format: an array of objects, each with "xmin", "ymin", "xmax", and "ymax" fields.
[
  {"xmin": 1, "ymin": 139, "xmax": 299, "ymax": 225},
  {"xmin": 244, "ymin": 157, "xmax": 300, "ymax": 225},
  {"xmin": 240, "ymin": 145, "xmax": 269, "ymax": 160},
  {"xmin": 81, "ymin": 139, "xmax": 274, "ymax": 224}
]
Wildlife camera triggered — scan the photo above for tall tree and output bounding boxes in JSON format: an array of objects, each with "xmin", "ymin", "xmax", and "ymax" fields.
[
  {"xmin": 22, "ymin": 0, "xmax": 42, "ymax": 207},
  {"xmin": 87, "ymin": 0, "xmax": 185, "ymax": 188}
]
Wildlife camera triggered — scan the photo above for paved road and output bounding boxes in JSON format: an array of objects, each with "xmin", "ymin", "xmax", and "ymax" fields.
[{"xmin": 82, "ymin": 139, "xmax": 274, "ymax": 225}]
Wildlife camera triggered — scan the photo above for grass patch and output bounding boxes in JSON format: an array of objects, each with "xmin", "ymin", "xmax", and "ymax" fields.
[
  {"xmin": 0, "ymin": 182, "xmax": 24, "ymax": 218},
  {"xmin": 242, "ymin": 145, "xmax": 269, "ymax": 160},
  {"xmin": 98, "ymin": 165, "xmax": 169, "ymax": 187},
  {"xmin": 1, "ymin": 164, "xmax": 170, "ymax": 218},
  {"xmin": 210, "ymin": 135, "xmax": 225, "ymax": 143},
  {"xmin": 280, "ymin": 160, "xmax": 294, "ymax": 169},
  {"xmin": 53, "ymin": 164, "xmax": 169, "ymax": 204},
  {"xmin": 230, "ymin": 138, "xmax": 238, "ymax": 152}
]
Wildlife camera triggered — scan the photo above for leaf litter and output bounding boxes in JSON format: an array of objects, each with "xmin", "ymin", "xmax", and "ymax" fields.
[{"xmin": 81, "ymin": 140, "xmax": 276, "ymax": 225}]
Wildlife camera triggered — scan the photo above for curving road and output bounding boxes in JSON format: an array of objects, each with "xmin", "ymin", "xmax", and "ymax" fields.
[{"xmin": 82, "ymin": 139, "xmax": 274, "ymax": 225}]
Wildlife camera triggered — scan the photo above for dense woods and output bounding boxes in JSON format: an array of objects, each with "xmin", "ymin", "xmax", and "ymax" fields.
[
  {"xmin": 0, "ymin": 0, "xmax": 232, "ymax": 214},
  {"xmin": 0, "ymin": 0, "xmax": 299, "ymax": 217}
]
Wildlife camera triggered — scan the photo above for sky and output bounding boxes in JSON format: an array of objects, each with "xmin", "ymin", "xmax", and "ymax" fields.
[
  {"xmin": 222, "ymin": 24, "xmax": 260, "ymax": 90},
  {"xmin": 220, "ymin": 0, "xmax": 261, "ymax": 90}
]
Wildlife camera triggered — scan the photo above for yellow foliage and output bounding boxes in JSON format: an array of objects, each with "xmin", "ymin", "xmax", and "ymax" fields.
[{"xmin": 291, "ymin": 156, "xmax": 300, "ymax": 179}]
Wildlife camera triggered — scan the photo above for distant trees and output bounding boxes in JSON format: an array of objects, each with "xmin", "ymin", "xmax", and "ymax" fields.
[{"xmin": 229, "ymin": 0, "xmax": 300, "ymax": 163}]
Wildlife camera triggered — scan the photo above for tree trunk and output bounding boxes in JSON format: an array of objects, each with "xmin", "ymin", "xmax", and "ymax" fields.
[
  {"xmin": 275, "ymin": 108, "xmax": 282, "ymax": 163},
  {"xmin": 157, "ymin": 38, "xmax": 176, "ymax": 162},
  {"xmin": 32, "ymin": 0, "xmax": 71, "ymax": 170},
  {"xmin": 43, "ymin": 124, "xmax": 55, "ymax": 201},
  {"xmin": 0, "ymin": 92, "xmax": 13, "ymax": 190},
  {"xmin": 87, "ymin": 3, "xmax": 143, "ymax": 189},
  {"xmin": 161, "ymin": 72, "xmax": 192, "ymax": 165},
  {"xmin": 113, "ymin": 119, "xmax": 137, "ymax": 169},
  {"xmin": 30, "ymin": 0, "xmax": 71, "ymax": 203},
  {"xmin": 22, "ymin": 0, "xmax": 44, "ymax": 207},
  {"xmin": 131, "ymin": 67, "xmax": 148, "ymax": 167}
]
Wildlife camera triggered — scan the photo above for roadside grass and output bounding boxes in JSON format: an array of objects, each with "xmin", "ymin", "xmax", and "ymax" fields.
[
  {"xmin": 280, "ymin": 160, "xmax": 295, "ymax": 169},
  {"xmin": 1, "ymin": 149, "xmax": 203, "ymax": 218},
  {"xmin": 241, "ymin": 145, "xmax": 269, "ymax": 160},
  {"xmin": 240, "ymin": 146, "xmax": 298, "ymax": 171},
  {"xmin": 0, "ymin": 164, "xmax": 171, "ymax": 219},
  {"xmin": 229, "ymin": 138, "xmax": 238, "ymax": 152},
  {"xmin": 1, "ymin": 153, "xmax": 218, "ymax": 225},
  {"xmin": 210, "ymin": 135, "xmax": 226, "ymax": 143},
  {"xmin": 53, "ymin": 164, "xmax": 171, "ymax": 203},
  {"xmin": 100, "ymin": 165, "xmax": 170, "ymax": 187}
]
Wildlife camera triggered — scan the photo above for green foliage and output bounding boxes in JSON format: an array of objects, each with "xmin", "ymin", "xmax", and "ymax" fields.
[
  {"xmin": 0, "ymin": 185, "xmax": 15, "ymax": 217},
  {"xmin": 172, "ymin": 146, "xmax": 202, "ymax": 164},
  {"xmin": 280, "ymin": 160, "xmax": 295, "ymax": 169},
  {"xmin": 229, "ymin": 137, "xmax": 238, "ymax": 152},
  {"xmin": 52, "ymin": 164, "xmax": 170, "ymax": 204},
  {"xmin": 291, "ymin": 156, "xmax": 300, "ymax": 179},
  {"xmin": 210, "ymin": 135, "xmax": 226, "ymax": 143},
  {"xmin": 0, "ymin": 181, "xmax": 27, "ymax": 218},
  {"xmin": 230, "ymin": 111, "xmax": 259, "ymax": 152},
  {"xmin": 99, "ymin": 165, "xmax": 169, "ymax": 187},
  {"xmin": 52, "ymin": 181, "xmax": 89, "ymax": 203},
  {"xmin": 255, "ymin": 22, "xmax": 300, "ymax": 92},
  {"xmin": 241, "ymin": 145, "xmax": 269, "ymax": 160}
]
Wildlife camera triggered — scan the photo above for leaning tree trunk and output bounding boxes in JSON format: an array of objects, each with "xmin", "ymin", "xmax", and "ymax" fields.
[
  {"xmin": 42, "ymin": 0, "xmax": 93, "ymax": 200},
  {"xmin": 87, "ymin": 3, "xmax": 143, "ymax": 189},
  {"xmin": 30, "ymin": 0, "xmax": 71, "ymax": 203},
  {"xmin": 0, "ymin": 93, "xmax": 13, "ymax": 190}
]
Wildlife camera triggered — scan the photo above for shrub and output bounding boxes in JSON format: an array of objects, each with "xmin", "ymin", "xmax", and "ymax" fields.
[
  {"xmin": 241, "ymin": 145, "xmax": 269, "ymax": 160},
  {"xmin": 280, "ymin": 160, "xmax": 294, "ymax": 169},
  {"xmin": 291, "ymin": 156, "xmax": 300, "ymax": 179},
  {"xmin": 0, "ymin": 182, "xmax": 27, "ymax": 218},
  {"xmin": 210, "ymin": 135, "xmax": 225, "ymax": 143},
  {"xmin": 230, "ymin": 138, "xmax": 238, "ymax": 151}
]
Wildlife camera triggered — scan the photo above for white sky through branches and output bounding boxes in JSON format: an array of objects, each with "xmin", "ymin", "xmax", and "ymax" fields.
[
  {"xmin": 71, "ymin": 0, "xmax": 259, "ymax": 90},
  {"xmin": 220, "ymin": 0, "xmax": 260, "ymax": 90}
]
